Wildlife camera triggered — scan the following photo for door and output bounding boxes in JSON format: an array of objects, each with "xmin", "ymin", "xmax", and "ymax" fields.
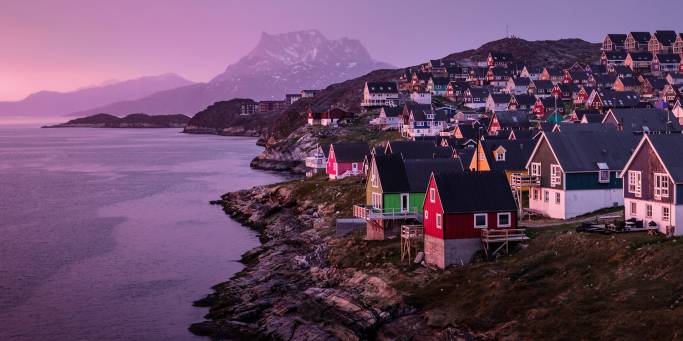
[
  {"xmin": 401, "ymin": 193, "xmax": 409, "ymax": 213},
  {"xmin": 352, "ymin": 162, "xmax": 358, "ymax": 173}
]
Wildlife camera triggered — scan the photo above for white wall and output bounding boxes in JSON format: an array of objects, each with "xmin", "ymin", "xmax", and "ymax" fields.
[
  {"xmin": 530, "ymin": 188, "xmax": 623, "ymax": 219},
  {"xmin": 625, "ymin": 198, "xmax": 682, "ymax": 235}
]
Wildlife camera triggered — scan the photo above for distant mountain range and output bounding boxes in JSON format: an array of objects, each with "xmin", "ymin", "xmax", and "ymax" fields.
[
  {"xmin": 0, "ymin": 73, "xmax": 194, "ymax": 116},
  {"xmin": 70, "ymin": 30, "xmax": 391, "ymax": 117}
]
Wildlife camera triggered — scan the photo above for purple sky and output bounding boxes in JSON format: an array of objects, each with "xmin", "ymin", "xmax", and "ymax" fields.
[{"xmin": 1, "ymin": 0, "xmax": 681, "ymax": 101}]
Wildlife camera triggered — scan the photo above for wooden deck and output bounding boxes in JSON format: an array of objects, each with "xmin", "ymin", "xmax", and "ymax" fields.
[
  {"xmin": 353, "ymin": 205, "xmax": 420, "ymax": 221},
  {"xmin": 400, "ymin": 225, "xmax": 423, "ymax": 263},
  {"xmin": 481, "ymin": 228, "xmax": 529, "ymax": 257}
]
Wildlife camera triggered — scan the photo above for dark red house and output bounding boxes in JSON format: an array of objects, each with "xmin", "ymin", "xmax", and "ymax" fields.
[
  {"xmin": 423, "ymin": 171, "xmax": 518, "ymax": 268},
  {"xmin": 326, "ymin": 143, "xmax": 369, "ymax": 179}
]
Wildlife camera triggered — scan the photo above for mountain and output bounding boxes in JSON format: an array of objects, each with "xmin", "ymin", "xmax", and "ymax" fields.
[
  {"xmin": 443, "ymin": 37, "xmax": 601, "ymax": 67},
  {"xmin": 0, "ymin": 73, "xmax": 194, "ymax": 117},
  {"xmin": 45, "ymin": 113, "xmax": 191, "ymax": 128},
  {"xmin": 183, "ymin": 99, "xmax": 275, "ymax": 137},
  {"xmin": 74, "ymin": 29, "xmax": 392, "ymax": 116}
]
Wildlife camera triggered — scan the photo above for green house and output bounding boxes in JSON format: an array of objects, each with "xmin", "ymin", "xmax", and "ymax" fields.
[{"xmin": 359, "ymin": 153, "xmax": 464, "ymax": 239}]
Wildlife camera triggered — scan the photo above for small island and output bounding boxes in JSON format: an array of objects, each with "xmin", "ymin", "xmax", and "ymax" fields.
[{"xmin": 44, "ymin": 113, "xmax": 191, "ymax": 128}]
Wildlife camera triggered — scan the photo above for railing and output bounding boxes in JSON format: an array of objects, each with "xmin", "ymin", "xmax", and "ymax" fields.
[
  {"xmin": 353, "ymin": 205, "xmax": 420, "ymax": 220},
  {"xmin": 510, "ymin": 173, "xmax": 540, "ymax": 188},
  {"xmin": 481, "ymin": 228, "xmax": 529, "ymax": 243},
  {"xmin": 337, "ymin": 169, "xmax": 362, "ymax": 179},
  {"xmin": 305, "ymin": 156, "xmax": 326, "ymax": 169},
  {"xmin": 401, "ymin": 225, "xmax": 424, "ymax": 240}
]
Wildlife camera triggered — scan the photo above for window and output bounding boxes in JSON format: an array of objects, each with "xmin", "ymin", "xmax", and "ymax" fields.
[
  {"xmin": 663, "ymin": 206, "xmax": 670, "ymax": 221},
  {"xmin": 531, "ymin": 162, "xmax": 542, "ymax": 176},
  {"xmin": 497, "ymin": 213, "xmax": 511, "ymax": 227},
  {"xmin": 474, "ymin": 213, "xmax": 488, "ymax": 228},
  {"xmin": 533, "ymin": 188, "xmax": 539, "ymax": 200},
  {"xmin": 424, "ymin": 210, "xmax": 429, "ymax": 220},
  {"xmin": 429, "ymin": 188, "xmax": 436, "ymax": 203},
  {"xmin": 371, "ymin": 172, "xmax": 378, "ymax": 188},
  {"xmin": 372, "ymin": 193, "xmax": 383, "ymax": 209},
  {"xmin": 646, "ymin": 204, "xmax": 652, "ymax": 217},
  {"xmin": 630, "ymin": 202, "xmax": 637, "ymax": 215},
  {"xmin": 555, "ymin": 192, "xmax": 561, "ymax": 204},
  {"xmin": 599, "ymin": 170, "xmax": 610, "ymax": 183},
  {"xmin": 550, "ymin": 164, "xmax": 562, "ymax": 187},
  {"xmin": 544, "ymin": 190, "xmax": 549, "ymax": 203},
  {"xmin": 436, "ymin": 214, "xmax": 442, "ymax": 229},
  {"xmin": 628, "ymin": 171, "xmax": 642, "ymax": 197},
  {"xmin": 654, "ymin": 173, "xmax": 669, "ymax": 199},
  {"xmin": 496, "ymin": 152, "xmax": 506, "ymax": 161}
]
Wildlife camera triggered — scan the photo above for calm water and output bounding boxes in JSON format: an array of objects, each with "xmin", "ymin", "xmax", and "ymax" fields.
[{"xmin": 0, "ymin": 127, "xmax": 285, "ymax": 340}]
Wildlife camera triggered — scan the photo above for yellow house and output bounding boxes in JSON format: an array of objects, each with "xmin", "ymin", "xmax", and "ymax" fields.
[{"xmin": 469, "ymin": 140, "xmax": 534, "ymax": 190}]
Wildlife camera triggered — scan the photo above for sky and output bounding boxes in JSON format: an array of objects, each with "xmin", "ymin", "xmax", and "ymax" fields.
[{"xmin": 1, "ymin": 0, "xmax": 681, "ymax": 101}]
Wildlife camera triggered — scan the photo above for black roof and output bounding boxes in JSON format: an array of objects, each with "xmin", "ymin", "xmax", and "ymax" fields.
[
  {"xmin": 494, "ymin": 111, "xmax": 531, "ymax": 129},
  {"xmin": 319, "ymin": 143, "xmax": 331, "ymax": 158},
  {"xmin": 628, "ymin": 52, "xmax": 653, "ymax": 62},
  {"xmin": 404, "ymin": 159, "xmax": 463, "ymax": 192},
  {"xmin": 367, "ymin": 82, "xmax": 398, "ymax": 94},
  {"xmin": 604, "ymin": 50, "xmax": 627, "ymax": 60},
  {"xmin": 628, "ymin": 32, "xmax": 652, "ymax": 44},
  {"xmin": 385, "ymin": 140, "xmax": 448, "ymax": 159},
  {"xmin": 512, "ymin": 94, "xmax": 537, "ymax": 106},
  {"xmin": 597, "ymin": 90, "xmax": 640, "ymax": 108},
  {"xmin": 480, "ymin": 139, "xmax": 534, "ymax": 171},
  {"xmin": 531, "ymin": 79, "xmax": 554, "ymax": 90},
  {"xmin": 656, "ymin": 53, "xmax": 681, "ymax": 64},
  {"xmin": 607, "ymin": 108, "xmax": 682, "ymax": 133},
  {"xmin": 489, "ymin": 52, "xmax": 513, "ymax": 62},
  {"xmin": 331, "ymin": 142, "xmax": 369, "ymax": 162},
  {"xmin": 607, "ymin": 34, "xmax": 627, "ymax": 45},
  {"xmin": 654, "ymin": 30, "xmax": 677, "ymax": 46},
  {"xmin": 574, "ymin": 109, "xmax": 602, "ymax": 123},
  {"xmin": 510, "ymin": 77, "xmax": 531, "ymax": 86},
  {"xmin": 490, "ymin": 93, "xmax": 512, "ymax": 104},
  {"xmin": 380, "ymin": 106, "xmax": 402, "ymax": 118},
  {"xmin": 617, "ymin": 77, "xmax": 641, "ymax": 87},
  {"xmin": 555, "ymin": 122, "xmax": 617, "ymax": 133},
  {"xmin": 646, "ymin": 134, "xmax": 683, "ymax": 183},
  {"xmin": 542, "ymin": 131, "xmax": 639, "ymax": 172},
  {"xmin": 433, "ymin": 171, "xmax": 517, "ymax": 214},
  {"xmin": 374, "ymin": 155, "xmax": 409, "ymax": 192},
  {"xmin": 467, "ymin": 87, "xmax": 490, "ymax": 98}
]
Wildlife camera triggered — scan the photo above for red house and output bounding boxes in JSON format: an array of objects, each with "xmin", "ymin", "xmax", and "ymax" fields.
[
  {"xmin": 423, "ymin": 171, "xmax": 518, "ymax": 268},
  {"xmin": 326, "ymin": 143, "xmax": 369, "ymax": 179}
]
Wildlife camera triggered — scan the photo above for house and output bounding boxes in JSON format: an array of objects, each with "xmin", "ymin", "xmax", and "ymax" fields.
[
  {"xmin": 362, "ymin": 81, "xmax": 399, "ymax": 108},
  {"xmin": 520, "ymin": 66, "xmax": 542, "ymax": 80},
  {"xmin": 552, "ymin": 83, "xmax": 577, "ymax": 101},
  {"xmin": 625, "ymin": 32, "xmax": 652, "ymax": 51},
  {"xmin": 404, "ymin": 108, "xmax": 448, "ymax": 138},
  {"xmin": 652, "ymin": 54, "xmax": 681, "ymax": 75},
  {"xmin": 467, "ymin": 67, "xmax": 489, "ymax": 86},
  {"xmin": 625, "ymin": 52, "xmax": 653, "ymax": 74},
  {"xmin": 285, "ymin": 93, "xmax": 302, "ymax": 104},
  {"xmin": 602, "ymin": 34, "xmax": 627, "ymax": 51},
  {"xmin": 563, "ymin": 70, "xmax": 588, "ymax": 85},
  {"xmin": 445, "ymin": 81, "xmax": 470, "ymax": 100},
  {"xmin": 661, "ymin": 84, "xmax": 681, "ymax": 105},
  {"xmin": 410, "ymin": 91, "xmax": 432, "ymax": 105},
  {"xmin": 648, "ymin": 30, "xmax": 677, "ymax": 54},
  {"xmin": 603, "ymin": 108, "xmax": 681, "ymax": 134},
  {"xmin": 505, "ymin": 77, "xmax": 531, "ymax": 95},
  {"xmin": 526, "ymin": 131, "xmax": 639, "ymax": 219},
  {"xmin": 358, "ymin": 154, "xmax": 464, "ymax": 240},
  {"xmin": 400, "ymin": 102, "xmax": 433, "ymax": 133},
  {"xmin": 464, "ymin": 87, "xmax": 490, "ymax": 109},
  {"xmin": 586, "ymin": 64, "xmax": 608, "ymax": 75},
  {"xmin": 540, "ymin": 67, "xmax": 564, "ymax": 84},
  {"xmin": 304, "ymin": 143, "xmax": 330, "ymax": 176},
  {"xmin": 307, "ymin": 108, "xmax": 354, "ymax": 126},
  {"xmin": 427, "ymin": 77, "xmax": 449, "ymax": 96},
  {"xmin": 508, "ymin": 94, "xmax": 536, "ymax": 112},
  {"xmin": 452, "ymin": 110, "xmax": 481, "ymax": 123},
  {"xmin": 301, "ymin": 89, "xmax": 319, "ymax": 98},
  {"xmin": 613, "ymin": 77, "xmax": 642, "ymax": 93},
  {"xmin": 487, "ymin": 67, "xmax": 512, "ymax": 87},
  {"xmin": 666, "ymin": 73, "xmax": 683, "ymax": 86},
  {"xmin": 488, "ymin": 111, "xmax": 530, "ymax": 135},
  {"xmin": 533, "ymin": 96, "xmax": 564, "ymax": 119},
  {"xmin": 574, "ymin": 86, "xmax": 594, "ymax": 106},
  {"xmin": 569, "ymin": 109, "xmax": 602, "ymax": 123},
  {"xmin": 469, "ymin": 139, "xmax": 534, "ymax": 186},
  {"xmin": 487, "ymin": 52, "xmax": 514, "ymax": 68},
  {"xmin": 620, "ymin": 134, "xmax": 683, "ymax": 235},
  {"xmin": 640, "ymin": 76, "xmax": 668, "ymax": 98},
  {"xmin": 528, "ymin": 79, "xmax": 554, "ymax": 98},
  {"xmin": 258, "ymin": 100, "xmax": 287, "ymax": 112},
  {"xmin": 372, "ymin": 106, "xmax": 402, "ymax": 130},
  {"xmin": 601, "ymin": 50, "xmax": 627, "ymax": 66},
  {"xmin": 447, "ymin": 66, "xmax": 470, "ymax": 81},
  {"xmin": 326, "ymin": 143, "xmax": 369, "ymax": 179},
  {"xmin": 239, "ymin": 100, "xmax": 257, "ymax": 115},
  {"xmin": 423, "ymin": 171, "xmax": 518, "ymax": 268},
  {"xmin": 586, "ymin": 89, "xmax": 640, "ymax": 111},
  {"xmin": 486, "ymin": 93, "xmax": 512, "ymax": 113},
  {"xmin": 674, "ymin": 33, "xmax": 683, "ymax": 54}
]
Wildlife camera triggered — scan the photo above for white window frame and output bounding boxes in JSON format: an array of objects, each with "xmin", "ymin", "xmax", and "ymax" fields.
[
  {"xmin": 497, "ymin": 212, "xmax": 511, "ymax": 227},
  {"xmin": 550, "ymin": 164, "xmax": 562, "ymax": 187},
  {"xmin": 646, "ymin": 204, "xmax": 652, "ymax": 218},
  {"xmin": 663, "ymin": 206, "xmax": 670, "ymax": 221},
  {"xmin": 544, "ymin": 190, "xmax": 549, "ymax": 203},
  {"xmin": 424, "ymin": 209, "xmax": 429, "ymax": 220},
  {"xmin": 474, "ymin": 213, "xmax": 488, "ymax": 229},
  {"xmin": 599, "ymin": 170, "xmax": 610, "ymax": 183},
  {"xmin": 630, "ymin": 201, "xmax": 637, "ymax": 215},
  {"xmin": 555, "ymin": 192, "xmax": 561, "ymax": 204},
  {"xmin": 496, "ymin": 152, "xmax": 505, "ymax": 161},
  {"xmin": 628, "ymin": 171, "xmax": 642, "ymax": 197},
  {"xmin": 429, "ymin": 188, "xmax": 436, "ymax": 203},
  {"xmin": 371, "ymin": 172, "xmax": 379, "ymax": 188},
  {"xmin": 531, "ymin": 162, "xmax": 541, "ymax": 177},
  {"xmin": 436, "ymin": 213, "xmax": 442, "ymax": 229},
  {"xmin": 654, "ymin": 173, "xmax": 669, "ymax": 199},
  {"xmin": 372, "ymin": 192, "xmax": 383, "ymax": 210}
]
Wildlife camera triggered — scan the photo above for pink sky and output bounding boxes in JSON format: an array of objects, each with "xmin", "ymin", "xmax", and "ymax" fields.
[{"xmin": 1, "ymin": 0, "xmax": 680, "ymax": 101}]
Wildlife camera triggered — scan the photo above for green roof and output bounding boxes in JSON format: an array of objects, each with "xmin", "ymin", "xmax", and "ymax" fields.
[{"xmin": 546, "ymin": 112, "xmax": 563, "ymax": 124}]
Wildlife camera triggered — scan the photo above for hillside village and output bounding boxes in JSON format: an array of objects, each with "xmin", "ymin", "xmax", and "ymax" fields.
[{"xmin": 289, "ymin": 30, "xmax": 683, "ymax": 268}]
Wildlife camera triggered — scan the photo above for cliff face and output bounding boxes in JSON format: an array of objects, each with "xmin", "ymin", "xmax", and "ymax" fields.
[
  {"xmin": 45, "ymin": 113, "xmax": 191, "ymax": 128},
  {"xmin": 183, "ymin": 99, "xmax": 275, "ymax": 137}
]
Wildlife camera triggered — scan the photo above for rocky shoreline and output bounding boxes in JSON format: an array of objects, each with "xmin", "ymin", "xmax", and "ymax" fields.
[{"xmin": 189, "ymin": 180, "xmax": 472, "ymax": 340}]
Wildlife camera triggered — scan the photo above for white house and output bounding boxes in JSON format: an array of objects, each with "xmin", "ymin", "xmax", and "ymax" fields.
[
  {"xmin": 410, "ymin": 91, "xmax": 432, "ymax": 105},
  {"xmin": 361, "ymin": 81, "xmax": 399, "ymax": 108}
]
